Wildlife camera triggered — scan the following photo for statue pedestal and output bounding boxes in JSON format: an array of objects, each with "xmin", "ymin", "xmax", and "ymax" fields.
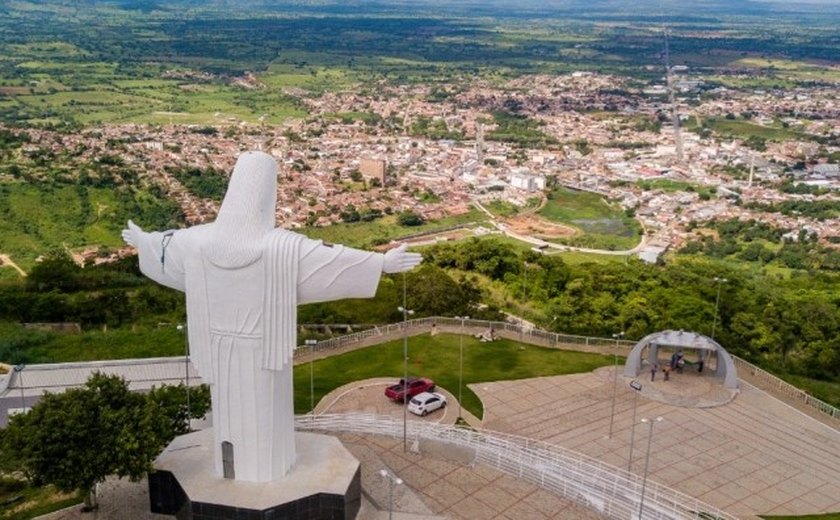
[{"xmin": 149, "ymin": 429, "xmax": 361, "ymax": 520}]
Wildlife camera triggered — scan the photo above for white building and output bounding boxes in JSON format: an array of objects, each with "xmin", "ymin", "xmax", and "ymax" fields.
[{"xmin": 509, "ymin": 171, "xmax": 546, "ymax": 192}]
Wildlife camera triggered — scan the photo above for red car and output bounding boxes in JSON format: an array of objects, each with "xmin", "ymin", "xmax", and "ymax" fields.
[{"xmin": 385, "ymin": 377, "xmax": 435, "ymax": 402}]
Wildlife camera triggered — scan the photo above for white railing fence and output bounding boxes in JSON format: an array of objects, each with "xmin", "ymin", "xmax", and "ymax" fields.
[
  {"xmin": 297, "ymin": 316, "xmax": 634, "ymax": 355},
  {"xmin": 297, "ymin": 413, "xmax": 736, "ymax": 520},
  {"xmin": 731, "ymin": 356, "xmax": 839, "ymax": 420},
  {"xmin": 297, "ymin": 317, "xmax": 840, "ymax": 424}
]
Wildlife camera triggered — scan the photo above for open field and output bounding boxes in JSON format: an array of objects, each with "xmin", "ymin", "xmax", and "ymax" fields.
[
  {"xmin": 0, "ymin": 183, "xmax": 181, "ymax": 271},
  {"xmin": 704, "ymin": 117, "xmax": 813, "ymax": 142},
  {"xmin": 301, "ymin": 208, "xmax": 488, "ymax": 249},
  {"xmin": 538, "ymin": 187, "xmax": 640, "ymax": 251}
]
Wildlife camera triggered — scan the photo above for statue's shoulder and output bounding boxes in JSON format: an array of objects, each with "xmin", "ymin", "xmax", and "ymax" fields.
[
  {"xmin": 264, "ymin": 228, "xmax": 318, "ymax": 250},
  {"xmin": 172, "ymin": 224, "xmax": 211, "ymax": 241}
]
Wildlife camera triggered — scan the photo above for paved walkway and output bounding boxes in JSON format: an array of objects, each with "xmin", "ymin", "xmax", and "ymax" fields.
[
  {"xmin": 37, "ymin": 432, "xmax": 604, "ymax": 520},
  {"xmin": 474, "ymin": 367, "xmax": 840, "ymax": 518}
]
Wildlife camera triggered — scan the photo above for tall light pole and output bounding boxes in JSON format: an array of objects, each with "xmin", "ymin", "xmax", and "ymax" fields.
[
  {"xmin": 177, "ymin": 324, "xmax": 191, "ymax": 431},
  {"xmin": 398, "ymin": 273, "xmax": 414, "ymax": 452},
  {"xmin": 638, "ymin": 416, "xmax": 663, "ymax": 520},
  {"xmin": 711, "ymin": 277, "xmax": 727, "ymax": 340},
  {"xmin": 13, "ymin": 364, "xmax": 25, "ymax": 412},
  {"xmin": 379, "ymin": 469, "xmax": 403, "ymax": 520},
  {"xmin": 608, "ymin": 331, "xmax": 625, "ymax": 439},
  {"xmin": 305, "ymin": 339, "xmax": 318, "ymax": 416},
  {"xmin": 627, "ymin": 380, "xmax": 642, "ymax": 472},
  {"xmin": 455, "ymin": 315, "xmax": 469, "ymax": 420}
]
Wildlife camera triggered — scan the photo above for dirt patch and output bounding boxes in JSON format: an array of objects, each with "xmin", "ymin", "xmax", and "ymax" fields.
[
  {"xmin": 0, "ymin": 87, "xmax": 30, "ymax": 95},
  {"xmin": 505, "ymin": 214, "xmax": 577, "ymax": 240}
]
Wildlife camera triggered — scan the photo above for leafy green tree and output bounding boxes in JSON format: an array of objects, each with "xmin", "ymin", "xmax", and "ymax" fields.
[
  {"xmin": 27, "ymin": 250, "xmax": 82, "ymax": 292},
  {"xmin": 1, "ymin": 374, "xmax": 210, "ymax": 510},
  {"xmin": 405, "ymin": 265, "xmax": 474, "ymax": 317},
  {"xmin": 396, "ymin": 211, "xmax": 424, "ymax": 227}
]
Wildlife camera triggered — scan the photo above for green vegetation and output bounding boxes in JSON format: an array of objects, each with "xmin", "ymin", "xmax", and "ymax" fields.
[
  {"xmin": 700, "ymin": 117, "xmax": 816, "ymax": 144},
  {"xmin": 0, "ymin": 481, "xmax": 83, "ymax": 520},
  {"xmin": 488, "ymin": 111, "xmax": 556, "ymax": 148},
  {"xmin": 422, "ymin": 238, "xmax": 840, "ymax": 404},
  {"xmin": 301, "ymin": 208, "xmax": 486, "ymax": 249},
  {"xmin": 636, "ymin": 179, "xmax": 715, "ymax": 200},
  {"xmin": 168, "ymin": 166, "xmax": 228, "ymax": 202},
  {"xmin": 410, "ymin": 116, "xmax": 463, "ymax": 141},
  {"xmin": 1, "ymin": 374, "xmax": 210, "ymax": 511},
  {"xmin": 293, "ymin": 333, "xmax": 614, "ymax": 417},
  {"xmin": 539, "ymin": 188, "xmax": 640, "ymax": 250},
  {"xmin": 680, "ymin": 218, "xmax": 840, "ymax": 272},
  {"xmin": 0, "ymin": 178, "xmax": 184, "ymax": 270}
]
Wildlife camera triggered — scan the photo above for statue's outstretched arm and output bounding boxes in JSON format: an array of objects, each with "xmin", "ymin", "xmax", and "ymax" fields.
[
  {"xmin": 121, "ymin": 219, "xmax": 142, "ymax": 247},
  {"xmin": 383, "ymin": 243, "xmax": 423, "ymax": 274},
  {"xmin": 122, "ymin": 219, "xmax": 187, "ymax": 292}
]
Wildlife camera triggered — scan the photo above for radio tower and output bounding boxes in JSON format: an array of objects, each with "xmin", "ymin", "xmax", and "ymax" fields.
[
  {"xmin": 475, "ymin": 122, "xmax": 485, "ymax": 163},
  {"xmin": 663, "ymin": 27, "xmax": 684, "ymax": 163}
]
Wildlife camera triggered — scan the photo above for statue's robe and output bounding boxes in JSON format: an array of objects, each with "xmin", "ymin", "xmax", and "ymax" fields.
[{"xmin": 133, "ymin": 226, "xmax": 383, "ymax": 482}]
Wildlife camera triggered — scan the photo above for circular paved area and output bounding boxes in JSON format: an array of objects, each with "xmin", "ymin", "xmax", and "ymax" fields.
[
  {"xmin": 315, "ymin": 377, "xmax": 458, "ymax": 425},
  {"xmin": 619, "ymin": 365, "xmax": 736, "ymax": 408}
]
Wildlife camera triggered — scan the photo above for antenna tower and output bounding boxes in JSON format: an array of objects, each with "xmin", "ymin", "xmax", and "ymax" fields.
[
  {"xmin": 663, "ymin": 27, "xmax": 684, "ymax": 163},
  {"xmin": 476, "ymin": 122, "xmax": 484, "ymax": 163}
]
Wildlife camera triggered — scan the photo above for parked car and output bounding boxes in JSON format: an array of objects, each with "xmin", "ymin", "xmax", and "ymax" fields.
[
  {"xmin": 384, "ymin": 377, "xmax": 435, "ymax": 402},
  {"xmin": 408, "ymin": 392, "xmax": 447, "ymax": 416}
]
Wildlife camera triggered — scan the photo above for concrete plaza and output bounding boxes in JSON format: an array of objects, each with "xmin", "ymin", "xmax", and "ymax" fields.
[{"xmin": 475, "ymin": 366, "xmax": 840, "ymax": 518}]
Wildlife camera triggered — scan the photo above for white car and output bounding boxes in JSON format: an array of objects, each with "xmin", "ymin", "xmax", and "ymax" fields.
[{"xmin": 407, "ymin": 392, "xmax": 447, "ymax": 416}]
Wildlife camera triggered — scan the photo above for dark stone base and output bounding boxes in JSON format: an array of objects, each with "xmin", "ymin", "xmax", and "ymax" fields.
[
  {"xmin": 149, "ymin": 468, "xmax": 360, "ymax": 520},
  {"xmin": 148, "ymin": 430, "xmax": 361, "ymax": 520}
]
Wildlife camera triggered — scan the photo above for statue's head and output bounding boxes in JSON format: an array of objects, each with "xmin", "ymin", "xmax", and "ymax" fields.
[
  {"xmin": 216, "ymin": 151, "xmax": 278, "ymax": 234},
  {"xmin": 206, "ymin": 151, "xmax": 278, "ymax": 267}
]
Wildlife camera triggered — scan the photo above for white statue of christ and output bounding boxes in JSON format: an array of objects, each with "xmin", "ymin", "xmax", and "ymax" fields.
[{"xmin": 122, "ymin": 151, "xmax": 421, "ymax": 483}]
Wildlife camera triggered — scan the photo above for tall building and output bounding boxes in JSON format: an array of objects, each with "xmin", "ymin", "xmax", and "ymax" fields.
[{"xmin": 359, "ymin": 158, "xmax": 387, "ymax": 185}]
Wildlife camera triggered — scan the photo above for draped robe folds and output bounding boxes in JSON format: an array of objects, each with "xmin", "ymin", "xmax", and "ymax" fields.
[{"xmin": 133, "ymin": 226, "xmax": 384, "ymax": 482}]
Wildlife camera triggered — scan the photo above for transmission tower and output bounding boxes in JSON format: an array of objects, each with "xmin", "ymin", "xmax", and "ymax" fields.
[
  {"xmin": 663, "ymin": 27, "xmax": 684, "ymax": 163},
  {"xmin": 475, "ymin": 122, "xmax": 484, "ymax": 163}
]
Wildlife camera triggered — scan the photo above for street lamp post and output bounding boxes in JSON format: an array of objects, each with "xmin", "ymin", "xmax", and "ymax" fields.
[
  {"xmin": 608, "ymin": 331, "xmax": 625, "ymax": 439},
  {"xmin": 379, "ymin": 469, "xmax": 403, "ymax": 520},
  {"xmin": 455, "ymin": 315, "xmax": 469, "ymax": 420},
  {"xmin": 177, "ymin": 324, "xmax": 191, "ymax": 431},
  {"xmin": 711, "ymin": 277, "xmax": 727, "ymax": 340},
  {"xmin": 13, "ymin": 364, "xmax": 25, "ymax": 412},
  {"xmin": 397, "ymin": 301, "xmax": 414, "ymax": 452},
  {"xmin": 638, "ymin": 416, "xmax": 663, "ymax": 520},
  {"xmin": 627, "ymin": 380, "xmax": 642, "ymax": 472},
  {"xmin": 305, "ymin": 339, "xmax": 318, "ymax": 416}
]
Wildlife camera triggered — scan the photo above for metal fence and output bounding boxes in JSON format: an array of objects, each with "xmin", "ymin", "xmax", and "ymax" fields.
[
  {"xmin": 297, "ymin": 413, "xmax": 736, "ymax": 520},
  {"xmin": 297, "ymin": 316, "xmax": 634, "ymax": 356},
  {"xmin": 732, "ymin": 355, "xmax": 839, "ymax": 420}
]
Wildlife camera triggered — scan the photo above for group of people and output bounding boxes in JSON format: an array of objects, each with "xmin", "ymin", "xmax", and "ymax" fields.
[{"xmin": 650, "ymin": 351, "xmax": 687, "ymax": 381}]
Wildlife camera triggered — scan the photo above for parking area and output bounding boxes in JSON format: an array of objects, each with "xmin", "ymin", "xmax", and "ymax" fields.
[{"xmin": 314, "ymin": 377, "xmax": 458, "ymax": 425}]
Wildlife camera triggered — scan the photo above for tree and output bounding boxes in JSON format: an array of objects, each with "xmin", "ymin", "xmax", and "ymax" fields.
[
  {"xmin": 396, "ymin": 211, "xmax": 424, "ymax": 227},
  {"xmin": 1, "ymin": 374, "xmax": 210, "ymax": 510}
]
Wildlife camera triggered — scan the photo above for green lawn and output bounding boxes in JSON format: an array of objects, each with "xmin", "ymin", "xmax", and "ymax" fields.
[
  {"xmin": 0, "ymin": 478, "xmax": 83, "ymax": 520},
  {"xmin": 550, "ymin": 251, "xmax": 629, "ymax": 265},
  {"xmin": 293, "ymin": 332, "xmax": 614, "ymax": 418},
  {"xmin": 538, "ymin": 188, "xmax": 640, "ymax": 251}
]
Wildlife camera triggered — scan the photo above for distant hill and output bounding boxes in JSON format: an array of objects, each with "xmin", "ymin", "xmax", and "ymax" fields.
[{"xmin": 19, "ymin": 0, "xmax": 840, "ymax": 20}]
